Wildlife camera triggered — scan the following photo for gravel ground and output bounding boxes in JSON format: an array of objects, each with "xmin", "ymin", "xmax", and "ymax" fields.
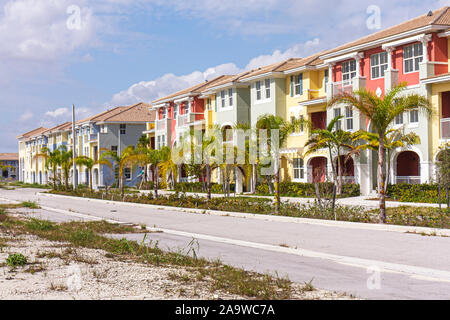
[{"xmin": 0, "ymin": 233, "xmax": 352, "ymax": 300}]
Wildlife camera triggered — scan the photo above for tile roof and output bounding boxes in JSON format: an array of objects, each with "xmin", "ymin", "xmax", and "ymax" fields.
[
  {"xmin": 152, "ymin": 75, "xmax": 232, "ymax": 104},
  {"xmin": 100, "ymin": 102, "xmax": 155, "ymax": 123},
  {"xmin": 323, "ymin": 6, "xmax": 450, "ymax": 57},
  {"xmin": 0, "ymin": 153, "xmax": 19, "ymax": 161},
  {"xmin": 41, "ymin": 122, "xmax": 72, "ymax": 135}
]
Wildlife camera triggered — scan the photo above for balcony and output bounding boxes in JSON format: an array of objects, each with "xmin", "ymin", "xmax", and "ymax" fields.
[
  {"xmin": 177, "ymin": 113, "xmax": 205, "ymax": 128},
  {"xmin": 89, "ymin": 134, "xmax": 98, "ymax": 142},
  {"xmin": 441, "ymin": 118, "xmax": 450, "ymax": 139},
  {"xmin": 395, "ymin": 176, "xmax": 421, "ymax": 184},
  {"xmin": 332, "ymin": 80, "xmax": 353, "ymax": 97}
]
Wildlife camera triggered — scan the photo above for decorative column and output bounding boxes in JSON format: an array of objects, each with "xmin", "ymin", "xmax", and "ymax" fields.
[
  {"xmin": 326, "ymin": 63, "xmax": 335, "ymax": 101},
  {"xmin": 419, "ymin": 34, "xmax": 433, "ymax": 79},
  {"xmin": 384, "ymin": 46, "xmax": 398, "ymax": 92}
]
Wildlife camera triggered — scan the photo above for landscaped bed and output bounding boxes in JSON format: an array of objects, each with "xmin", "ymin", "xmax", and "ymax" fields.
[{"xmin": 47, "ymin": 189, "xmax": 450, "ymax": 229}]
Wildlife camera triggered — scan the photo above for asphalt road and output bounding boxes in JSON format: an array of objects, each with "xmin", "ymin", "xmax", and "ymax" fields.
[{"xmin": 1, "ymin": 188, "xmax": 450, "ymax": 300}]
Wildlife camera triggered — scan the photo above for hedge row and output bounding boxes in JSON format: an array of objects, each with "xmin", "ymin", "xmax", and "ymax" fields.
[
  {"xmin": 174, "ymin": 182, "xmax": 235, "ymax": 194},
  {"xmin": 386, "ymin": 183, "xmax": 449, "ymax": 204},
  {"xmin": 256, "ymin": 182, "xmax": 360, "ymax": 198}
]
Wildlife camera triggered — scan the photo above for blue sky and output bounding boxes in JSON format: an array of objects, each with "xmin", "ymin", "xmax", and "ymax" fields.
[{"xmin": 1, "ymin": 0, "xmax": 448, "ymax": 152}]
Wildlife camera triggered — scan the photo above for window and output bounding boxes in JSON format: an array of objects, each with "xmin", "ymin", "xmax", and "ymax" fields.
[
  {"xmin": 111, "ymin": 146, "xmax": 118, "ymax": 153},
  {"xmin": 221, "ymin": 90, "xmax": 226, "ymax": 108},
  {"xmin": 410, "ymin": 109, "xmax": 419, "ymax": 123},
  {"xmin": 395, "ymin": 113, "xmax": 404, "ymax": 125},
  {"xmin": 161, "ymin": 107, "xmax": 167, "ymax": 119},
  {"xmin": 334, "ymin": 108, "xmax": 342, "ymax": 130},
  {"xmin": 371, "ymin": 52, "xmax": 388, "ymax": 79},
  {"xmin": 120, "ymin": 124, "xmax": 126, "ymax": 135},
  {"xmin": 100, "ymin": 125, "xmax": 108, "ymax": 134},
  {"xmin": 173, "ymin": 105, "xmax": 178, "ymax": 120},
  {"xmin": 265, "ymin": 79, "xmax": 271, "ymax": 99},
  {"xmin": 157, "ymin": 136, "xmax": 161, "ymax": 149},
  {"xmin": 403, "ymin": 43, "xmax": 423, "ymax": 73},
  {"xmin": 124, "ymin": 168, "xmax": 131, "ymax": 180},
  {"xmin": 207, "ymin": 98, "xmax": 211, "ymax": 111},
  {"xmin": 293, "ymin": 158, "xmax": 304, "ymax": 180},
  {"xmin": 324, "ymin": 70, "xmax": 329, "ymax": 92},
  {"xmin": 345, "ymin": 107, "xmax": 353, "ymax": 131},
  {"xmin": 256, "ymin": 81, "xmax": 262, "ymax": 100},
  {"xmin": 294, "ymin": 74, "xmax": 303, "ymax": 96},
  {"xmin": 342, "ymin": 60, "xmax": 356, "ymax": 84},
  {"xmin": 228, "ymin": 88, "xmax": 233, "ymax": 106},
  {"xmin": 185, "ymin": 101, "xmax": 190, "ymax": 114}
]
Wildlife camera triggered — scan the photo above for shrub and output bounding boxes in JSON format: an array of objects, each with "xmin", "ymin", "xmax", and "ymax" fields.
[
  {"xmin": 6, "ymin": 253, "xmax": 28, "ymax": 267},
  {"xmin": 256, "ymin": 182, "xmax": 360, "ymax": 198},
  {"xmin": 174, "ymin": 182, "xmax": 235, "ymax": 194},
  {"xmin": 387, "ymin": 184, "xmax": 444, "ymax": 203}
]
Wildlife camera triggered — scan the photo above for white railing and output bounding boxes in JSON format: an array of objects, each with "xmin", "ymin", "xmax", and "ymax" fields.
[
  {"xmin": 89, "ymin": 134, "xmax": 98, "ymax": 142},
  {"xmin": 338, "ymin": 176, "xmax": 355, "ymax": 184},
  {"xmin": 441, "ymin": 118, "xmax": 450, "ymax": 139},
  {"xmin": 395, "ymin": 176, "xmax": 421, "ymax": 184},
  {"xmin": 332, "ymin": 80, "xmax": 353, "ymax": 97},
  {"xmin": 177, "ymin": 114, "xmax": 188, "ymax": 127}
]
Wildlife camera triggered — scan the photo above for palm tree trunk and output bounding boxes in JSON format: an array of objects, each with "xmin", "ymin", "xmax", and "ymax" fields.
[
  {"xmin": 89, "ymin": 168, "xmax": 93, "ymax": 191},
  {"xmin": 206, "ymin": 165, "xmax": 211, "ymax": 200},
  {"xmin": 274, "ymin": 157, "xmax": 280, "ymax": 213},
  {"xmin": 252, "ymin": 164, "xmax": 257, "ymax": 194},
  {"xmin": 378, "ymin": 135, "xmax": 387, "ymax": 223},
  {"xmin": 384, "ymin": 150, "xmax": 391, "ymax": 194},
  {"xmin": 337, "ymin": 151, "xmax": 343, "ymax": 195},
  {"xmin": 154, "ymin": 164, "xmax": 159, "ymax": 198}
]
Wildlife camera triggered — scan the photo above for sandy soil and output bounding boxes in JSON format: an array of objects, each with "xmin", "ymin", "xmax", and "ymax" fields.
[{"xmin": 0, "ymin": 233, "xmax": 352, "ymax": 300}]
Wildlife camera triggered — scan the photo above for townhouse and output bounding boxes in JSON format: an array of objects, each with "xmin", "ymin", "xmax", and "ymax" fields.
[
  {"xmin": 143, "ymin": 6, "xmax": 450, "ymax": 195},
  {"xmin": 18, "ymin": 103, "xmax": 155, "ymax": 188},
  {"xmin": 0, "ymin": 153, "xmax": 19, "ymax": 180}
]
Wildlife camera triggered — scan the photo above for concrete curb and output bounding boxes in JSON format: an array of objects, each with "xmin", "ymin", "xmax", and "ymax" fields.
[{"xmin": 37, "ymin": 192, "xmax": 450, "ymax": 237}]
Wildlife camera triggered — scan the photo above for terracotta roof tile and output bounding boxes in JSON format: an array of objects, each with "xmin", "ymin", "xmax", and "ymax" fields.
[
  {"xmin": 101, "ymin": 102, "xmax": 155, "ymax": 123},
  {"xmin": 17, "ymin": 127, "xmax": 48, "ymax": 140},
  {"xmin": 0, "ymin": 153, "xmax": 19, "ymax": 161},
  {"xmin": 152, "ymin": 75, "xmax": 231, "ymax": 104}
]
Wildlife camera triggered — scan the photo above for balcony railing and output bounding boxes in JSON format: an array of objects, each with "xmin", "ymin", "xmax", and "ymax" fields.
[
  {"xmin": 395, "ymin": 176, "xmax": 421, "ymax": 184},
  {"xmin": 156, "ymin": 119, "xmax": 170, "ymax": 132},
  {"xmin": 89, "ymin": 134, "xmax": 98, "ymax": 142},
  {"xmin": 177, "ymin": 113, "xmax": 204, "ymax": 128},
  {"xmin": 332, "ymin": 80, "xmax": 353, "ymax": 97},
  {"xmin": 441, "ymin": 118, "xmax": 450, "ymax": 139}
]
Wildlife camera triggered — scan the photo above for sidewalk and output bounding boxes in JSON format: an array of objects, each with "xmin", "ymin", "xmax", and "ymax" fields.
[{"xmin": 138, "ymin": 189, "xmax": 441, "ymax": 209}]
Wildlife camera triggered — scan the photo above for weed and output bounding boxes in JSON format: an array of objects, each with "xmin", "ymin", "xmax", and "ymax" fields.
[
  {"xmin": 20, "ymin": 201, "xmax": 40, "ymax": 209},
  {"xmin": 6, "ymin": 253, "xmax": 28, "ymax": 268}
]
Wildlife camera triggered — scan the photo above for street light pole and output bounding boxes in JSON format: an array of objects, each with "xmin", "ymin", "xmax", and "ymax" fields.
[{"xmin": 72, "ymin": 104, "xmax": 77, "ymax": 189}]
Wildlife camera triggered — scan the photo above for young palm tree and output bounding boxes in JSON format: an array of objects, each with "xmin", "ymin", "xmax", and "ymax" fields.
[
  {"xmin": 351, "ymin": 128, "xmax": 420, "ymax": 193},
  {"xmin": 158, "ymin": 147, "xmax": 178, "ymax": 190},
  {"xmin": 256, "ymin": 114, "xmax": 308, "ymax": 211},
  {"xmin": 330, "ymin": 84, "xmax": 431, "ymax": 223},
  {"xmin": 305, "ymin": 116, "xmax": 357, "ymax": 195},
  {"xmin": 58, "ymin": 145, "xmax": 73, "ymax": 189},
  {"xmin": 101, "ymin": 146, "xmax": 141, "ymax": 196},
  {"xmin": 74, "ymin": 156, "xmax": 112, "ymax": 191}
]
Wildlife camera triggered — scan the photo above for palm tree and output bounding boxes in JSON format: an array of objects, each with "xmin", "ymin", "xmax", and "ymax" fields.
[
  {"xmin": 58, "ymin": 145, "xmax": 73, "ymax": 189},
  {"xmin": 256, "ymin": 114, "xmax": 307, "ymax": 211},
  {"xmin": 330, "ymin": 84, "xmax": 431, "ymax": 223},
  {"xmin": 74, "ymin": 156, "xmax": 112, "ymax": 191},
  {"xmin": 158, "ymin": 147, "xmax": 178, "ymax": 190},
  {"xmin": 351, "ymin": 128, "xmax": 420, "ymax": 193},
  {"xmin": 305, "ymin": 116, "xmax": 357, "ymax": 195},
  {"xmin": 101, "ymin": 146, "xmax": 140, "ymax": 196}
]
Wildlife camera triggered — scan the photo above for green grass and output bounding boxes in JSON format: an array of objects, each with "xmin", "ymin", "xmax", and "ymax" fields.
[{"xmin": 20, "ymin": 201, "xmax": 40, "ymax": 209}]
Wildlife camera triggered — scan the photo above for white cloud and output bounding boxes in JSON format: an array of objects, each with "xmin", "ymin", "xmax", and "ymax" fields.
[
  {"xmin": 19, "ymin": 111, "xmax": 33, "ymax": 122},
  {"xmin": 0, "ymin": 0, "xmax": 97, "ymax": 62},
  {"xmin": 45, "ymin": 107, "xmax": 69, "ymax": 118},
  {"xmin": 109, "ymin": 37, "xmax": 324, "ymax": 105}
]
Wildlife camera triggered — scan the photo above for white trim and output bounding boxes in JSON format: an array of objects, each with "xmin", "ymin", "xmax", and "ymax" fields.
[
  {"xmin": 320, "ymin": 25, "xmax": 443, "ymax": 60},
  {"xmin": 298, "ymin": 98, "xmax": 327, "ymax": 107},
  {"xmin": 422, "ymin": 74, "xmax": 450, "ymax": 84},
  {"xmin": 174, "ymin": 97, "xmax": 194, "ymax": 104},
  {"xmin": 239, "ymin": 71, "xmax": 284, "ymax": 82},
  {"xmin": 381, "ymin": 33, "xmax": 431, "ymax": 50},
  {"xmin": 324, "ymin": 51, "xmax": 361, "ymax": 65}
]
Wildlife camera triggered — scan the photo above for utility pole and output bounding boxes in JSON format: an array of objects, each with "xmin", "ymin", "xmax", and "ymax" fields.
[{"xmin": 72, "ymin": 104, "xmax": 77, "ymax": 189}]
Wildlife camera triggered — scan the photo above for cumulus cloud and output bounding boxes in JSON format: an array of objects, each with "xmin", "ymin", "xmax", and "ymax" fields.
[
  {"xmin": 0, "ymin": 0, "xmax": 97, "ymax": 62},
  {"xmin": 109, "ymin": 37, "xmax": 324, "ymax": 105}
]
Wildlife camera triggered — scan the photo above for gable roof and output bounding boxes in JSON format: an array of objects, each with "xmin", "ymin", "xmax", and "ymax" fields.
[
  {"xmin": 0, "ymin": 153, "xmax": 19, "ymax": 161},
  {"xmin": 16, "ymin": 127, "xmax": 48, "ymax": 140},
  {"xmin": 99, "ymin": 102, "xmax": 155, "ymax": 123},
  {"xmin": 152, "ymin": 75, "xmax": 231, "ymax": 104},
  {"xmin": 322, "ymin": 6, "xmax": 450, "ymax": 58},
  {"xmin": 41, "ymin": 122, "xmax": 72, "ymax": 135}
]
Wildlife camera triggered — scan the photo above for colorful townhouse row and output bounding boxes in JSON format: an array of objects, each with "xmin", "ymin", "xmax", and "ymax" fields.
[
  {"xmin": 144, "ymin": 7, "xmax": 450, "ymax": 195},
  {"xmin": 17, "ymin": 103, "xmax": 154, "ymax": 188},
  {"xmin": 17, "ymin": 7, "xmax": 450, "ymax": 196}
]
